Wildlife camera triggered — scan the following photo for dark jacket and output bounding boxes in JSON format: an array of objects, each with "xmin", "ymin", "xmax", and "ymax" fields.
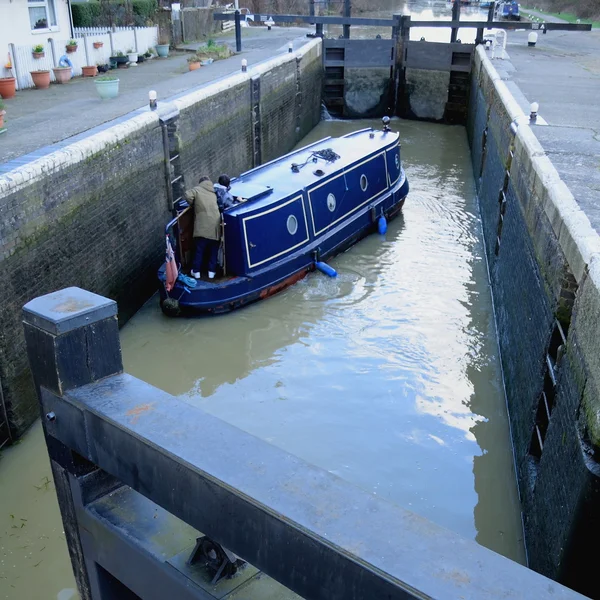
[
  {"xmin": 214, "ymin": 183, "xmax": 236, "ymax": 211},
  {"xmin": 184, "ymin": 180, "xmax": 221, "ymax": 241}
]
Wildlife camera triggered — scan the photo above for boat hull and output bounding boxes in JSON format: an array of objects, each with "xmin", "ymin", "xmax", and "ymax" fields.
[{"xmin": 159, "ymin": 177, "xmax": 408, "ymax": 316}]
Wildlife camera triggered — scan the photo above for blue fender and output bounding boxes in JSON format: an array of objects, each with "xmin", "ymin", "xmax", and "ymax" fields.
[
  {"xmin": 315, "ymin": 261, "xmax": 337, "ymax": 278},
  {"xmin": 58, "ymin": 55, "xmax": 74, "ymax": 77},
  {"xmin": 378, "ymin": 215, "xmax": 387, "ymax": 235}
]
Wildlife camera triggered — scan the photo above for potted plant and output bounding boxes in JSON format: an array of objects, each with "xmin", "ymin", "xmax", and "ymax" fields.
[
  {"xmin": 0, "ymin": 67, "xmax": 16, "ymax": 99},
  {"xmin": 82, "ymin": 65, "xmax": 98, "ymax": 77},
  {"xmin": 187, "ymin": 54, "xmax": 201, "ymax": 71},
  {"xmin": 30, "ymin": 70, "xmax": 51, "ymax": 89},
  {"xmin": 52, "ymin": 66, "xmax": 72, "ymax": 84},
  {"xmin": 94, "ymin": 75, "xmax": 119, "ymax": 99},
  {"xmin": 127, "ymin": 48, "xmax": 138, "ymax": 64},
  {"xmin": 155, "ymin": 37, "xmax": 170, "ymax": 58},
  {"xmin": 0, "ymin": 99, "xmax": 5, "ymax": 130},
  {"xmin": 111, "ymin": 51, "xmax": 129, "ymax": 67},
  {"xmin": 93, "ymin": 41, "xmax": 103, "ymax": 49},
  {"xmin": 66, "ymin": 39, "xmax": 78, "ymax": 53},
  {"xmin": 32, "ymin": 44, "xmax": 45, "ymax": 59}
]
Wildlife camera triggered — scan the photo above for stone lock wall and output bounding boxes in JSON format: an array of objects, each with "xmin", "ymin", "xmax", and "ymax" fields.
[
  {"xmin": 468, "ymin": 46, "xmax": 600, "ymax": 597},
  {"xmin": 0, "ymin": 116, "xmax": 168, "ymax": 437},
  {"xmin": 0, "ymin": 38, "xmax": 323, "ymax": 443}
]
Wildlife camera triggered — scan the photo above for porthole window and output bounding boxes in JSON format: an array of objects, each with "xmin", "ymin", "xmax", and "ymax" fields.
[
  {"xmin": 287, "ymin": 214, "xmax": 298, "ymax": 235},
  {"xmin": 395, "ymin": 154, "xmax": 400, "ymax": 170},
  {"xmin": 327, "ymin": 193, "xmax": 336, "ymax": 212},
  {"xmin": 360, "ymin": 174, "xmax": 368, "ymax": 192}
]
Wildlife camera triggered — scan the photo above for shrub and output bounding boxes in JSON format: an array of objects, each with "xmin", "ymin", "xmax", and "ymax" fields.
[
  {"xmin": 72, "ymin": 0, "xmax": 158, "ymax": 27},
  {"xmin": 33, "ymin": 44, "xmax": 44, "ymax": 53}
]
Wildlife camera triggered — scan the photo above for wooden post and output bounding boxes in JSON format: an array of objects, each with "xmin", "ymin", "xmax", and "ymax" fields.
[
  {"xmin": 394, "ymin": 15, "xmax": 410, "ymax": 116},
  {"xmin": 450, "ymin": 1, "xmax": 461, "ymax": 43},
  {"xmin": 477, "ymin": 2, "xmax": 495, "ymax": 44},
  {"xmin": 235, "ymin": 10, "xmax": 242, "ymax": 52},
  {"xmin": 343, "ymin": 0, "xmax": 351, "ymax": 39}
]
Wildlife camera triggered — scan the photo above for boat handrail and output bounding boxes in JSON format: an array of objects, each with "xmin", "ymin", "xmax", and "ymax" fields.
[
  {"xmin": 165, "ymin": 216, "xmax": 178, "ymax": 236},
  {"xmin": 165, "ymin": 206, "xmax": 191, "ymax": 236},
  {"xmin": 238, "ymin": 136, "xmax": 333, "ymax": 179},
  {"xmin": 341, "ymin": 127, "xmax": 374, "ymax": 138}
]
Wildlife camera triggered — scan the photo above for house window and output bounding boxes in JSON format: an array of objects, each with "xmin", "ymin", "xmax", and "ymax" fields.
[{"xmin": 29, "ymin": 0, "xmax": 57, "ymax": 30}]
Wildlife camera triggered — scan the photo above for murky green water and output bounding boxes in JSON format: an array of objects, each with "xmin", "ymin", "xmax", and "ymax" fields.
[
  {"xmin": 121, "ymin": 118, "xmax": 525, "ymax": 558},
  {"xmin": 0, "ymin": 118, "xmax": 525, "ymax": 599}
]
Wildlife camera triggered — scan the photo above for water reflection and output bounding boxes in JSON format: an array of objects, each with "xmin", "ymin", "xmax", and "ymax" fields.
[{"xmin": 120, "ymin": 119, "xmax": 525, "ymax": 564}]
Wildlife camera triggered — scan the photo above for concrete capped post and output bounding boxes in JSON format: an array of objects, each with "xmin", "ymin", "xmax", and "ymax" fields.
[
  {"xmin": 23, "ymin": 287, "xmax": 123, "ymax": 600},
  {"xmin": 23, "ymin": 287, "xmax": 122, "ymax": 398}
]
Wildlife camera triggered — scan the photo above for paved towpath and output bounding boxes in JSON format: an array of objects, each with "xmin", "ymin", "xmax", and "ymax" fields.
[
  {"xmin": 501, "ymin": 19, "xmax": 600, "ymax": 232},
  {"xmin": 0, "ymin": 26, "xmax": 312, "ymax": 166}
]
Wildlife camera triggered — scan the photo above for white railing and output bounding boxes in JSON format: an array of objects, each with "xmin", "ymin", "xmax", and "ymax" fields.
[{"xmin": 10, "ymin": 27, "xmax": 158, "ymax": 89}]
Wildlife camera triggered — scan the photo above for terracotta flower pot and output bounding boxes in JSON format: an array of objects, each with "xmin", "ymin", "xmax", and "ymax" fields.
[
  {"xmin": 188, "ymin": 61, "xmax": 201, "ymax": 71},
  {"xmin": 66, "ymin": 44, "xmax": 78, "ymax": 53},
  {"xmin": 30, "ymin": 70, "xmax": 51, "ymax": 89},
  {"xmin": 93, "ymin": 42, "xmax": 103, "ymax": 49},
  {"xmin": 0, "ymin": 77, "xmax": 16, "ymax": 99},
  {"xmin": 33, "ymin": 51, "xmax": 45, "ymax": 59},
  {"xmin": 52, "ymin": 67, "xmax": 72, "ymax": 84},
  {"xmin": 82, "ymin": 65, "xmax": 98, "ymax": 77}
]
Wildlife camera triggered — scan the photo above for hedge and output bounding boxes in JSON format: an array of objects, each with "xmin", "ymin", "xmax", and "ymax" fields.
[{"xmin": 72, "ymin": 0, "xmax": 158, "ymax": 27}]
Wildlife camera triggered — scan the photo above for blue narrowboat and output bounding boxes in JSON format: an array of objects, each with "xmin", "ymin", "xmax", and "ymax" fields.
[
  {"xmin": 158, "ymin": 121, "xmax": 409, "ymax": 316},
  {"xmin": 495, "ymin": 0, "xmax": 520, "ymax": 20}
]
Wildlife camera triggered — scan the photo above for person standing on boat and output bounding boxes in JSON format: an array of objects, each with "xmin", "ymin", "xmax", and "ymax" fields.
[
  {"xmin": 214, "ymin": 174, "xmax": 236, "ymax": 211},
  {"xmin": 185, "ymin": 176, "xmax": 221, "ymax": 280}
]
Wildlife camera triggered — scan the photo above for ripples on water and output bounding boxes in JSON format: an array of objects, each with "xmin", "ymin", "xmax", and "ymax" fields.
[{"xmin": 120, "ymin": 119, "xmax": 525, "ymax": 564}]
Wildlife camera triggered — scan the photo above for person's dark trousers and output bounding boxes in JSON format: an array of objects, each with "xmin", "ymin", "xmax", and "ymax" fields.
[{"xmin": 192, "ymin": 237, "xmax": 219, "ymax": 273}]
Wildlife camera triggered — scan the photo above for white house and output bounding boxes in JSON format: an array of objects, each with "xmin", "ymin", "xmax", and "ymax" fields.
[{"xmin": 0, "ymin": 0, "xmax": 73, "ymax": 76}]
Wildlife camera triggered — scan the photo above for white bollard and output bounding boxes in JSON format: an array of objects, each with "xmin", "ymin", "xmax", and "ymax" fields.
[
  {"xmin": 530, "ymin": 101, "xmax": 539, "ymax": 122},
  {"xmin": 528, "ymin": 31, "xmax": 538, "ymax": 47}
]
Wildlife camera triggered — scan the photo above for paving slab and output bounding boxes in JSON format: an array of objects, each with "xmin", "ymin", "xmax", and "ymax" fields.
[
  {"xmin": 0, "ymin": 26, "xmax": 312, "ymax": 166},
  {"xmin": 501, "ymin": 25, "xmax": 600, "ymax": 234}
]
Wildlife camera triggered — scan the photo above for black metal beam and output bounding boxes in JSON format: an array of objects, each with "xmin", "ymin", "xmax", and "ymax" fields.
[
  {"xmin": 409, "ymin": 20, "xmax": 592, "ymax": 30},
  {"xmin": 213, "ymin": 12, "xmax": 592, "ymax": 31},
  {"xmin": 213, "ymin": 13, "xmax": 397, "ymax": 26}
]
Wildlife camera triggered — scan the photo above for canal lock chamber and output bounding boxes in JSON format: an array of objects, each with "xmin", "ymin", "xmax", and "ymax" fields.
[{"xmin": 0, "ymin": 35, "xmax": 599, "ymax": 600}]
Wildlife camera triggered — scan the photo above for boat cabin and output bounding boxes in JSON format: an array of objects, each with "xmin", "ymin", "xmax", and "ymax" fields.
[{"xmin": 169, "ymin": 128, "xmax": 404, "ymax": 280}]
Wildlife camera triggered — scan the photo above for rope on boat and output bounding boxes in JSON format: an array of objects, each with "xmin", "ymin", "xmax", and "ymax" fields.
[{"xmin": 291, "ymin": 148, "xmax": 340, "ymax": 173}]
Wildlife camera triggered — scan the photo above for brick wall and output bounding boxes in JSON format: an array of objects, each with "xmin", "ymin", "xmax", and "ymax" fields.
[
  {"xmin": 468, "ymin": 46, "xmax": 600, "ymax": 597},
  {"xmin": 177, "ymin": 77, "xmax": 254, "ymax": 183},
  {"xmin": 0, "ymin": 116, "xmax": 169, "ymax": 438},
  {"xmin": 0, "ymin": 38, "xmax": 323, "ymax": 443}
]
